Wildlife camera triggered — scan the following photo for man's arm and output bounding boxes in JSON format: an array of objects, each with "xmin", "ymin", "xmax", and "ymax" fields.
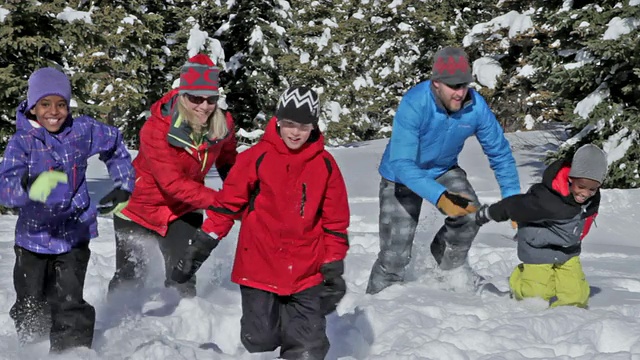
[{"xmin": 474, "ymin": 96, "xmax": 520, "ymax": 199}]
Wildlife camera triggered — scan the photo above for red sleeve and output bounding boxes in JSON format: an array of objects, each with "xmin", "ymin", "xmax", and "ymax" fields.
[
  {"xmin": 201, "ymin": 147, "xmax": 260, "ymax": 238},
  {"xmin": 215, "ymin": 112, "xmax": 238, "ymax": 169},
  {"xmin": 321, "ymin": 154, "xmax": 350, "ymax": 263},
  {"xmin": 139, "ymin": 116, "xmax": 218, "ymax": 209},
  {"xmin": 580, "ymin": 213, "xmax": 597, "ymax": 240}
]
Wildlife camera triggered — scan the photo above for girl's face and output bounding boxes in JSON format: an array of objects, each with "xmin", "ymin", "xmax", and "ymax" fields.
[
  {"xmin": 184, "ymin": 94, "xmax": 218, "ymax": 125},
  {"xmin": 29, "ymin": 95, "xmax": 68, "ymax": 133},
  {"xmin": 278, "ymin": 119, "xmax": 314, "ymax": 150},
  {"xmin": 569, "ymin": 177, "xmax": 601, "ymax": 204}
]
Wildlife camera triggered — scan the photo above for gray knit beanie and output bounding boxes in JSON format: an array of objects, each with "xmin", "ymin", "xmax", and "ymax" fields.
[
  {"xmin": 569, "ymin": 144, "xmax": 608, "ymax": 183},
  {"xmin": 431, "ymin": 47, "xmax": 473, "ymax": 85}
]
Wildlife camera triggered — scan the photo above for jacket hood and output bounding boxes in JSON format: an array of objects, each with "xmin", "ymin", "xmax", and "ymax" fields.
[
  {"xmin": 150, "ymin": 89, "xmax": 181, "ymax": 125},
  {"xmin": 262, "ymin": 116, "xmax": 325, "ymax": 159}
]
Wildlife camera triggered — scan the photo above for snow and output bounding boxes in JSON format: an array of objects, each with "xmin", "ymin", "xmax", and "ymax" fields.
[
  {"xmin": 602, "ymin": 17, "xmax": 640, "ymax": 40},
  {"xmin": 632, "ymin": 0, "xmax": 640, "ymax": 6},
  {"xmin": 574, "ymin": 83, "xmax": 610, "ymax": 119},
  {"xmin": 602, "ymin": 128, "xmax": 635, "ymax": 166},
  {"xmin": 517, "ymin": 64, "xmax": 536, "ymax": 78},
  {"xmin": 472, "ymin": 57, "xmax": 503, "ymax": 89},
  {"xmin": 462, "ymin": 11, "xmax": 534, "ymax": 46},
  {"xmin": 0, "ymin": 7, "xmax": 9, "ymax": 23},
  {"xmin": 56, "ymin": 7, "xmax": 92, "ymax": 24},
  {"xmin": 236, "ymin": 128, "xmax": 264, "ymax": 141},
  {"xmin": 2, "ymin": 129, "xmax": 640, "ymax": 359}
]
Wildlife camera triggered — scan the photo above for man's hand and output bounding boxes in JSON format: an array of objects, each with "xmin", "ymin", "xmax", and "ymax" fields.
[
  {"xmin": 171, "ymin": 229, "xmax": 219, "ymax": 284},
  {"xmin": 437, "ymin": 191, "xmax": 478, "ymax": 217}
]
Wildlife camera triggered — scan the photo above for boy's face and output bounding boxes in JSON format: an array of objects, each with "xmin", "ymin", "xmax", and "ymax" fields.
[
  {"xmin": 29, "ymin": 95, "xmax": 68, "ymax": 133},
  {"xmin": 569, "ymin": 177, "xmax": 601, "ymax": 204},
  {"xmin": 278, "ymin": 119, "xmax": 314, "ymax": 150}
]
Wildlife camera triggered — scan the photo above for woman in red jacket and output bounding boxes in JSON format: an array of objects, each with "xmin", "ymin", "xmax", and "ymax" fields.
[
  {"xmin": 172, "ymin": 87, "xmax": 350, "ymax": 359},
  {"xmin": 108, "ymin": 54, "xmax": 237, "ymax": 298}
]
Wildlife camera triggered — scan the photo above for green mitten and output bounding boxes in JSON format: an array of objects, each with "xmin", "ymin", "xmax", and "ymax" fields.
[{"xmin": 28, "ymin": 171, "xmax": 68, "ymax": 203}]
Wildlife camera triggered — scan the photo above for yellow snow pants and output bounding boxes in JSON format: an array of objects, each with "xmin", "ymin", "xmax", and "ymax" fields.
[{"xmin": 509, "ymin": 256, "xmax": 590, "ymax": 308}]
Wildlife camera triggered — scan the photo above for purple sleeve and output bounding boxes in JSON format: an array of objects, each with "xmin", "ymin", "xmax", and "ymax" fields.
[
  {"xmin": 85, "ymin": 117, "xmax": 136, "ymax": 192},
  {"xmin": 0, "ymin": 135, "xmax": 30, "ymax": 207}
]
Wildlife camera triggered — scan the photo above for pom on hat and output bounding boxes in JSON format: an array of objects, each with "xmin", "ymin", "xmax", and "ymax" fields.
[
  {"xmin": 179, "ymin": 53, "xmax": 220, "ymax": 97},
  {"xmin": 569, "ymin": 144, "xmax": 608, "ymax": 184},
  {"xmin": 275, "ymin": 86, "xmax": 320, "ymax": 125},
  {"xmin": 27, "ymin": 67, "xmax": 72, "ymax": 110},
  {"xmin": 431, "ymin": 47, "xmax": 473, "ymax": 85}
]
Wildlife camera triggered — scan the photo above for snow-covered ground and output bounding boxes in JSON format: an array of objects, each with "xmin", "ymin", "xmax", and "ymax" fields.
[{"xmin": 1, "ymin": 128, "xmax": 640, "ymax": 359}]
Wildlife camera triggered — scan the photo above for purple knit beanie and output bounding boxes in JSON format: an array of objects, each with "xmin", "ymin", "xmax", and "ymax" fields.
[{"xmin": 27, "ymin": 67, "xmax": 72, "ymax": 110}]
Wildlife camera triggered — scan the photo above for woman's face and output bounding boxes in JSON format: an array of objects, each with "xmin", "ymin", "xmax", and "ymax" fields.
[
  {"xmin": 184, "ymin": 94, "xmax": 218, "ymax": 125},
  {"xmin": 278, "ymin": 119, "xmax": 314, "ymax": 150},
  {"xmin": 29, "ymin": 95, "xmax": 68, "ymax": 133}
]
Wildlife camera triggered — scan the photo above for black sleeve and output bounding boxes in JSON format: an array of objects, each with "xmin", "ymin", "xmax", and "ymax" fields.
[{"xmin": 487, "ymin": 185, "xmax": 558, "ymax": 223}]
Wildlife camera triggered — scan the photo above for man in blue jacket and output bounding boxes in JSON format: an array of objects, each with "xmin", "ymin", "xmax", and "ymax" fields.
[{"xmin": 366, "ymin": 47, "xmax": 521, "ymax": 295}]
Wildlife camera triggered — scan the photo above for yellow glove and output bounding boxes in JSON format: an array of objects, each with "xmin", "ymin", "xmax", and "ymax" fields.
[
  {"xmin": 28, "ymin": 170, "xmax": 68, "ymax": 203},
  {"xmin": 436, "ymin": 191, "xmax": 478, "ymax": 217}
]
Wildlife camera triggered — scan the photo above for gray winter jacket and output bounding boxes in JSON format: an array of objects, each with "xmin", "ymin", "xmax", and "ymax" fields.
[{"xmin": 487, "ymin": 160, "xmax": 600, "ymax": 264}]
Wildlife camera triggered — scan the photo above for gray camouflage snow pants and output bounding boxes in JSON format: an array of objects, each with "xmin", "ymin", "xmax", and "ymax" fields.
[{"xmin": 366, "ymin": 167, "xmax": 481, "ymax": 295}]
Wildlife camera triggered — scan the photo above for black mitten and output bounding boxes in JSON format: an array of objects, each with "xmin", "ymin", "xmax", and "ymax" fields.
[
  {"xmin": 475, "ymin": 204, "xmax": 493, "ymax": 226},
  {"xmin": 319, "ymin": 260, "xmax": 347, "ymax": 315},
  {"xmin": 171, "ymin": 229, "xmax": 219, "ymax": 284},
  {"xmin": 98, "ymin": 188, "xmax": 131, "ymax": 215}
]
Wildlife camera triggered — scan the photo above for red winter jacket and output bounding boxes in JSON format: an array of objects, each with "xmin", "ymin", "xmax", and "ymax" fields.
[
  {"xmin": 202, "ymin": 117, "xmax": 350, "ymax": 296},
  {"xmin": 122, "ymin": 90, "xmax": 237, "ymax": 236}
]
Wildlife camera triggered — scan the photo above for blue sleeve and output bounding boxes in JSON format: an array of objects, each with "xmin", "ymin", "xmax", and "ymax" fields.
[
  {"xmin": 474, "ymin": 98, "xmax": 520, "ymax": 199},
  {"xmin": 85, "ymin": 117, "xmax": 136, "ymax": 192},
  {"xmin": 0, "ymin": 135, "xmax": 30, "ymax": 208},
  {"xmin": 388, "ymin": 92, "xmax": 447, "ymax": 204}
]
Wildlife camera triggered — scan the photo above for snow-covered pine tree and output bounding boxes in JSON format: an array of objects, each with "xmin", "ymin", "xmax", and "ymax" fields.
[
  {"xmin": 221, "ymin": 0, "xmax": 291, "ymax": 130},
  {"xmin": 67, "ymin": 1, "xmax": 167, "ymax": 146}
]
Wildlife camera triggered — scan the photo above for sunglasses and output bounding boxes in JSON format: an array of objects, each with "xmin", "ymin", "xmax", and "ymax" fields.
[
  {"xmin": 445, "ymin": 82, "xmax": 469, "ymax": 90},
  {"xmin": 278, "ymin": 119, "xmax": 315, "ymax": 131},
  {"xmin": 185, "ymin": 93, "xmax": 218, "ymax": 105}
]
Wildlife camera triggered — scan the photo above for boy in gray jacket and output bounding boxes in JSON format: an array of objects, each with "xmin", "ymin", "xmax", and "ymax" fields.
[{"xmin": 476, "ymin": 144, "xmax": 607, "ymax": 308}]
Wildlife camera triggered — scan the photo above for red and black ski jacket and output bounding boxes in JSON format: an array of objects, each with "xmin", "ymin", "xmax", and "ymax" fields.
[{"xmin": 202, "ymin": 117, "xmax": 350, "ymax": 295}]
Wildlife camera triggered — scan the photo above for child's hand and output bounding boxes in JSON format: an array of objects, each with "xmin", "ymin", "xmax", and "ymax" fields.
[
  {"xmin": 319, "ymin": 260, "xmax": 347, "ymax": 315},
  {"xmin": 98, "ymin": 188, "xmax": 131, "ymax": 215},
  {"xmin": 475, "ymin": 204, "xmax": 493, "ymax": 226},
  {"xmin": 171, "ymin": 229, "xmax": 219, "ymax": 284},
  {"xmin": 28, "ymin": 170, "xmax": 68, "ymax": 203}
]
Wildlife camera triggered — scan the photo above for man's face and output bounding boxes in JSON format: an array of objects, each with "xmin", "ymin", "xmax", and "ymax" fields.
[{"xmin": 433, "ymin": 81, "xmax": 469, "ymax": 112}]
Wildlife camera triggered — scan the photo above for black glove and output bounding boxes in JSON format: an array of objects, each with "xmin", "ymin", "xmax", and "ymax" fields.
[
  {"xmin": 475, "ymin": 204, "xmax": 493, "ymax": 226},
  {"xmin": 319, "ymin": 260, "xmax": 347, "ymax": 315},
  {"xmin": 171, "ymin": 228, "xmax": 220, "ymax": 284},
  {"xmin": 98, "ymin": 187, "xmax": 131, "ymax": 215}
]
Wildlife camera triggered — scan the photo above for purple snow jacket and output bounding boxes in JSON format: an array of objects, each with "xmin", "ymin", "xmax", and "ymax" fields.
[{"xmin": 0, "ymin": 101, "xmax": 136, "ymax": 254}]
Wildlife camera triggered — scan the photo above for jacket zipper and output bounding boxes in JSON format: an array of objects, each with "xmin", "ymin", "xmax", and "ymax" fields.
[{"xmin": 300, "ymin": 183, "xmax": 306, "ymax": 217}]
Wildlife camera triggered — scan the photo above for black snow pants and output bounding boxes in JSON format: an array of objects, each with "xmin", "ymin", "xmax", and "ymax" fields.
[
  {"xmin": 108, "ymin": 212, "xmax": 203, "ymax": 298},
  {"xmin": 10, "ymin": 243, "xmax": 95, "ymax": 352},
  {"xmin": 366, "ymin": 167, "xmax": 481, "ymax": 294},
  {"xmin": 240, "ymin": 285, "xmax": 329, "ymax": 360}
]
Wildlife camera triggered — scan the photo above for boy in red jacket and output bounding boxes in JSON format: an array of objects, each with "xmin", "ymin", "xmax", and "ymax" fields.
[
  {"xmin": 475, "ymin": 144, "xmax": 606, "ymax": 308},
  {"xmin": 172, "ymin": 86, "xmax": 350, "ymax": 359}
]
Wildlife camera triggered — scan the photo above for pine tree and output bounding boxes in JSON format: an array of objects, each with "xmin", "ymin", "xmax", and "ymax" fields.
[{"xmin": 222, "ymin": 0, "xmax": 291, "ymax": 129}]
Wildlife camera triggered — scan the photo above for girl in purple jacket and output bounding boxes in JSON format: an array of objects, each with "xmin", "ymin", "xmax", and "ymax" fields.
[{"xmin": 0, "ymin": 67, "xmax": 135, "ymax": 352}]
